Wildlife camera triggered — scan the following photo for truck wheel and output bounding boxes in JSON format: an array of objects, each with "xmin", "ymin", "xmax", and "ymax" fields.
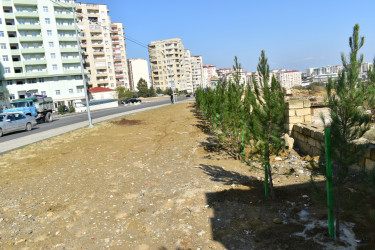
[
  {"xmin": 0, "ymin": 128, "xmax": 3, "ymax": 137},
  {"xmin": 26, "ymin": 123, "xmax": 32, "ymax": 131},
  {"xmin": 45, "ymin": 112, "xmax": 52, "ymax": 123}
]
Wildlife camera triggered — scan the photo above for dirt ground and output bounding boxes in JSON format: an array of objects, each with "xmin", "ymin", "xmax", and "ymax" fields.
[{"xmin": 0, "ymin": 100, "xmax": 373, "ymax": 249}]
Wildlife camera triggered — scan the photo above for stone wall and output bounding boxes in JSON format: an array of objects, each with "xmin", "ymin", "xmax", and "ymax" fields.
[
  {"xmin": 286, "ymin": 98, "xmax": 312, "ymax": 133},
  {"xmin": 292, "ymin": 123, "xmax": 375, "ymax": 171}
]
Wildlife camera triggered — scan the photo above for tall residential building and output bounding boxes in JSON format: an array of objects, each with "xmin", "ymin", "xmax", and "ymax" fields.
[
  {"xmin": 77, "ymin": 3, "xmax": 129, "ymax": 89},
  {"xmin": 191, "ymin": 56, "xmax": 203, "ymax": 90},
  {"xmin": 183, "ymin": 49, "xmax": 192, "ymax": 92},
  {"xmin": 148, "ymin": 38, "xmax": 187, "ymax": 92},
  {"xmin": 274, "ymin": 70, "xmax": 302, "ymax": 89},
  {"xmin": 203, "ymin": 65, "xmax": 218, "ymax": 87},
  {"xmin": 127, "ymin": 58, "xmax": 150, "ymax": 91},
  {"xmin": 111, "ymin": 22, "xmax": 129, "ymax": 88},
  {"xmin": 0, "ymin": 0, "xmax": 85, "ymax": 107}
]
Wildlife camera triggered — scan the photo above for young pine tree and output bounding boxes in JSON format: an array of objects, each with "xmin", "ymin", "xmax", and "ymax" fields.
[
  {"xmin": 249, "ymin": 50, "xmax": 287, "ymax": 199},
  {"xmin": 325, "ymin": 24, "xmax": 370, "ymax": 238}
]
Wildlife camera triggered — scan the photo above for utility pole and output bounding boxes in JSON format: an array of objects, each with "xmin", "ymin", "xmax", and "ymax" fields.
[{"xmin": 72, "ymin": 4, "xmax": 93, "ymax": 128}]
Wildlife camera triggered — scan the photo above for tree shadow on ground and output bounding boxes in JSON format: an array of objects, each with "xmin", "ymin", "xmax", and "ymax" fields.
[{"xmin": 198, "ymin": 164, "xmax": 345, "ymax": 250}]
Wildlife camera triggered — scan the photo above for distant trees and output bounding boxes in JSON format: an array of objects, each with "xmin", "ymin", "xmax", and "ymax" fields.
[
  {"xmin": 115, "ymin": 86, "xmax": 132, "ymax": 101},
  {"xmin": 137, "ymin": 78, "xmax": 156, "ymax": 97}
]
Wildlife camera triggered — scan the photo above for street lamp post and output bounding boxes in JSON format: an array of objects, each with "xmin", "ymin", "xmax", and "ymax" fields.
[{"xmin": 72, "ymin": 4, "xmax": 93, "ymax": 128}]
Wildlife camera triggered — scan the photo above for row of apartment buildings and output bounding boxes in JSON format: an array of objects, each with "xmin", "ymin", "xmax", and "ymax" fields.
[
  {"xmin": 148, "ymin": 38, "xmax": 204, "ymax": 93},
  {"xmin": 0, "ymin": 0, "xmax": 150, "ymax": 107},
  {"xmin": 199, "ymin": 65, "xmax": 302, "ymax": 90}
]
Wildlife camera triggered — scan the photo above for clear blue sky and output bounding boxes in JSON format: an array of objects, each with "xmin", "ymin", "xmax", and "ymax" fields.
[{"xmin": 81, "ymin": 0, "xmax": 375, "ymax": 72}]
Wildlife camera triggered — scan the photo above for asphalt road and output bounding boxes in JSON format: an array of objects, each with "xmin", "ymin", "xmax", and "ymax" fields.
[{"xmin": 0, "ymin": 97, "xmax": 190, "ymax": 143}]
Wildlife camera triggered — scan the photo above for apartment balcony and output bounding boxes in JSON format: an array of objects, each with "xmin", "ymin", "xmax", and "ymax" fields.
[
  {"xmin": 13, "ymin": 0, "xmax": 38, "ymax": 5},
  {"xmin": 25, "ymin": 71, "xmax": 48, "ymax": 77},
  {"xmin": 95, "ymin": 66, "xmax": 106, "ymax": 70},
  {"xmin": 81, "ymin": 43, "xmax": 87, "ymax": 48},
  {"xmin": 15, "ymin": 11, "xmax": 38, "ymax": 18},
  {"xmin": 8, "ymin": 37, "xmax": 18, "ymax": 43},
  {"xmin": 55, "ymin": 14, "xmax": 74, "ymax": 19},
  {"xmin": 112, "ymin": 41, "xmax": 119, "ymax": 45},
  {"xmin": 57, "ymin": 25, "xmax": 76, "ymax": 31},
  {"xmin": 62, "ymin": 58, "xmax": 81, "ymax": 64},
  {"xmin": 21, "ymin": 48, "xmax": 45, "ymax": 54},
  {"xmin": 95, "ymin": 73, "xmax": 107, "ymax": 77},
  {"xmin": 11, "ymin": 50, "xmax": 21, "ymax": 56},
  {"xmin": 87, "ymin": 13, "xmax": 99, "ymax": 18},
  {"xmin": 24, "ymin": 60, "xmax": 47, "ymax": 65},
  {"xmin": 93, "ymin": 58, "xmax": 106, "ymax": 62},
  {"xmin": 111, "ymin": 24, "xmax": 117, "ymax": 28},
  {"xmin": 19, "ymin": 36, "xmax": 43, "ymax": 42},
  {"xmin": 116, "ymin": 81, "xmax": 124, "ymax": 85},
  {"xmin": 12, "ymin": 61, "xmax": 23, "ymax": 67},
  {"xmin": 111, "ymin": 35, "xmax": 119, "ymax": 40},
  {"xmin": 2, "ymin": 0, "xmax": 12, "ymax": 7},
  {"xmin": 4, "ymin": 13, "xmax": 14, "ymax": 19},
  {"xmin": 114, "ymin": 58, "xmax": 121, "ymax": 62},
  {"xmin": 116, "ymin": 75, "xmax": 124, "ymax": 79},
  {"xmin": 92, "ymin": 43, "xmax": 103, "ymax": 48},
  {"xmin": 91, "ymin": 36, "xmax": 103, "ymax": 40},
  {"xmin": 58, "ymin": 36, "xmax": 77, "ymax": 42},
  {"xmin": 52, "ymin": 1, "xmax": 72, "ymax": 8},
  {"xmin": 115, "ymin": 69, "xmax": 123, "ymax": 73},
  {"xmin": 17, "ymin": 24, "xmax": 41, "ymax": 30},
  {"xmin": 63, "ymin": 69, "xmax": 82, "ymax": 75},
  {"xmin": 86, "ymin": 4, "xmax": 99, "ymax": 10},
  {"xmin": 89, "ymin": 28, "xmax": 102, "ymax": 33},
  {"xmin": 60, "ymin": 47, "xmax": 79, "ymax": 53},
  {"xmin": 111, "ymin": 30, "xmax": 118, "ymax": 34},
  {"xmin": 113, "ymin": 47, "xmax": 120, "ymax": 51},
  {"xmin": 5, "ymin": 25, "xmax": 17, "ymax": 32},
  {"xmin": 93, "ymin": 51, "xmax": 104, "ymax": 55}
]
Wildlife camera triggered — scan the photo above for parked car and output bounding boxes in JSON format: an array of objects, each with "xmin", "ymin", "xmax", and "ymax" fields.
[
  {"xmin": 186, "ymin": 94, "xmax": 191, "ymax": 97},
  {"xmin": 0, "ymin": 112, "xmax": 37, "ymax": 137},
  {"xmin": 122, "ymin": 98, "xmax": 142, "ymax": 104}
]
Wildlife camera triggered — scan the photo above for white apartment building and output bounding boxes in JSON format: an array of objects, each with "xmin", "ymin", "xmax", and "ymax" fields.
[
  {"xmin": 148, "ymin": 38, "xmax": 188, "ymax": 92},
  {"xmin": 191, "ymin": 55, "xmax": 203, "ymax": 90},
  {"xmin": 127, "ymin": 58, "xmax": 150, "ymax": 91},
  {"xmin": 183, "ymin": 49, "xmax": 192, "ymax": 93},
  {"xmin": 274, "ymin": 70, "xmax": 302, "ymax": 89},
  {"xmin": 77, "ymin": 3, "xmax": 129, "ymax": 89},
  {"xmin": 0, "ymin": 0, "xmax": 86, "ymax": 107},
  {"xmin": 203, "ymin": 65, "xmax": 218, "ymax": 88}
]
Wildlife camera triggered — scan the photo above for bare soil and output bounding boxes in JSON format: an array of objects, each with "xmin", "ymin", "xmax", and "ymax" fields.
[{"xmin": 0, "ymin": 100, "xmax": 373, "ymax": 249}]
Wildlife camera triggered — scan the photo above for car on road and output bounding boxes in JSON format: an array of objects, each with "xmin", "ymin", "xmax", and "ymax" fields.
[
  {"xmin": 0, "ymin": 112, "xmax": 37, "ymax": 137},
  {"xmin": 122, "ymin": 98, "xmax": 142, "ymax": 104}
]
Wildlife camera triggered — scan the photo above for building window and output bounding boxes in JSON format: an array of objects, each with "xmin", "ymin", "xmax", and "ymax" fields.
[
  {"xmin": 43, "ymin": 6, "xmax": 48, "ymax": 12},
  {"xmin": 7, "ymin": 80, "xmax": 12, "ymax": 85},
  {"xmin": 51, "ymin": 53, "xmax": 56, "ymax": 59},
  {"xmin": 0, "ymin": 18, "xmax": 2, "ymax": 24},
  {"xmin": 5, "ymin": 67, "xmax": 11, "ymax": 73},
  {"xmin": 49, "ymin": 42, "xmax": 54, "ymax": 47},
  {"xmin": 69, "ymin": 89, "xmax": 73, "ymax": 94},
  {"xmin": 52, "ymin": 64, "xmax": 57, "ymax": 70},
  {"xmin": 77, "ymin": 87, "xmax": 83, "ymax": 93},
  {"xmin": 47, "ymin": 30, "xmax": 52, "ymax": 36},
  {"xmin": 2, "ymin": 55, "xmax": 8, "ymax": 61},
  {"xmin": 45, "ymin": 18, "xmax": 50, "ymax": 24},
  {"xmin": 39, "ymin": 78, "xmax": 44, "ymax": 83},
  {"xmin": 0, "ymin": 31, "xmax": 4, "ymax": 37},
  {"xmin": 56, "ymin": 90, "xmax": 60, "ymax": 95},
  {"xmin": 1, "ymin": 43, "xmax": 6, "ymax": 49},
  {"xmin": 41, "ymin": 91, "xmax": 46, "ymax": 95}
]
